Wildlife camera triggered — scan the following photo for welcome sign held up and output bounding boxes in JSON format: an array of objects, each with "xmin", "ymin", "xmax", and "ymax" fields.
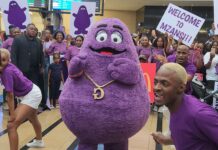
[{"xmin": 156, "ymin": 3, "xmax": 205, "ymax": 46}]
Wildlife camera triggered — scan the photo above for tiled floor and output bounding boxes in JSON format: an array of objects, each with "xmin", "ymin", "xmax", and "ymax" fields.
[{"xmin": 0, "ymin": 104, "xmax": 175, "ymax": 150}]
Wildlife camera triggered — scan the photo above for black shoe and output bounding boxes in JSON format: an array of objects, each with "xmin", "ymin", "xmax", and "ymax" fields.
[
  {"xmin": 38, "ymin": 105, "xmax": 50, "ymax": 112},
  {"xmin": 42, "ymin": 105, "xmax": 51, "ymax": 111}
]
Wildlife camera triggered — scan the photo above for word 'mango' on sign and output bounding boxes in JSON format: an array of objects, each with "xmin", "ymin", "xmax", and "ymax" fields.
[
  {"xmin": 168, "ymin": 6, "xmax": 202, "ymax": 28},
  {"xmin": 160, "ymin": 22, "xmax": 192, "ymax": 43}
]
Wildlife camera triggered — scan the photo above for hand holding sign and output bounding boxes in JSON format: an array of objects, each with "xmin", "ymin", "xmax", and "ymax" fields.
[
  {"xmin": 168, "ymin": 35, "xmax": 174, "ymax": 43},
  {"xmin": 156, "ymin": 3, "xmax": 205, "ymax": 47}
]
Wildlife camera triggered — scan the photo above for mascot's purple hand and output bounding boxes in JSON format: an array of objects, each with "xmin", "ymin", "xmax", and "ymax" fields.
[
  {"xmin": 108, "ymin": 58, "xmax": 140, "ymax": 85},
  {"xmin": 69, "ymin": 54, "xmax": 87, "ymax": 78}
]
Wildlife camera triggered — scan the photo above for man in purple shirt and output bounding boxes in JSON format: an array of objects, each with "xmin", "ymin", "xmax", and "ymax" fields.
[
  {"xmin": 0, "ymin": 48, "xmax": 44, "ymax": 149},
  {"xmin": 166, "ymin": 45, "xmax": 196, "ymax": 94},
  {"xmin": 151, "ymin": 63, "xmax": 218, "ymax": 150}
]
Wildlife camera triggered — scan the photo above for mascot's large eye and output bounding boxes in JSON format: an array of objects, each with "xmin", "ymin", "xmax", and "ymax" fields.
[
  {"xmin": 111, "ymin": 32, "xmax": 123, "ymax": 44},
  {"xmin": 96, "ymin": 30, "xmax": 108, "ymax": 42}
]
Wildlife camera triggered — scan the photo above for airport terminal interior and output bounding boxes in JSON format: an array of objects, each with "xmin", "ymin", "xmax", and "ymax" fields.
[{"xmin": 0, "ymin": 0, "xmax": 218, "ymax": 150}]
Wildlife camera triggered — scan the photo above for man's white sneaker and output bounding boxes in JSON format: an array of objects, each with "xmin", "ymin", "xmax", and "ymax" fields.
[{"xmin": 26, "ymin": 139, "xmax": 45, "ymax": 148}]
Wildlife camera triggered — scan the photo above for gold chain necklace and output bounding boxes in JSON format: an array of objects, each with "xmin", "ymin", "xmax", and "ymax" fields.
[{"xmin": 84, "ymin": 72, "xmax": 115, "ymax": 100}]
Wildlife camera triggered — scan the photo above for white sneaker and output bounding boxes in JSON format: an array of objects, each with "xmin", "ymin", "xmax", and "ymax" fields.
[
  {"xmin": 50, "ymin": 105, "xmax": 54, "ymax": 109},
  {"xmin": 26, "ymin": 139, "xmax": 45, "ymax": 148}
]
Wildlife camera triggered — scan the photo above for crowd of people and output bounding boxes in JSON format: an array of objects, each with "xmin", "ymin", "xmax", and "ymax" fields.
[
  {"xmin": 0, "ymin": 24, "xmax": 84, "ymax": 109},
  {"xmin": 135, "ymin": 27, "xmax": 218, "ymax": 106},
  {"xmin": 0, "ymin": 23, "xmax": 84, "ymax": 149},
  {"xmin": 0, "ymin": 21, "xmax": 218, "ymax": 150},
  {"xmin": 1, "ymin": 24, "xmax": 218, "ymax": 106}
]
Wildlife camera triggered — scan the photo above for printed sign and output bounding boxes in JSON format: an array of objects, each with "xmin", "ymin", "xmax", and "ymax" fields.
[
  {"xmin": 156, "ymin": 3, "xmax": 205, "ymax": 47},
  {"xmin": 70, "ymin": 2, "xmax": 96, "ymax": 37},
  {"xmin": 0, "ymin": 0, "xmax": 31, "ymax": 34},
  {"xmin": 141, "ymin": 63, "xmax": 156, "ymax": 103}
]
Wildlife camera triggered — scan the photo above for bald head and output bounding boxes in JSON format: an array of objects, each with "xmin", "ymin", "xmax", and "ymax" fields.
[
  {"xmin": 176, "ymin": 45, "xmax": 189, "ymax": 65},
  {"xmin": 177, "ymin": 45, "xmax": 189, "ymax": 52},
  {"xmin": 159, "ymin": 63, "xmax": 187, "ymax": 85}
]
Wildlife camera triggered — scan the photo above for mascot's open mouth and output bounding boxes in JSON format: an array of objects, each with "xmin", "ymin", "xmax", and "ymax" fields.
[{"xmin": 90, "ymin": 47, "xmax": 126, "ymax": 56}]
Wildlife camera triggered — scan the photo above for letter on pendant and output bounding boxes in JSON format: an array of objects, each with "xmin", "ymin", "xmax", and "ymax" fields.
[{"xmin": 93, "ymin": 87, "xmax": 105, "ymax": 100}]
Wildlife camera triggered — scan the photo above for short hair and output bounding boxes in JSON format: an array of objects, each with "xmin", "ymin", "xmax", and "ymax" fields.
[
  {"xmin": 9, "ymin": 25, "xmax": 16, "ymax": 33},
  {"xmin": 75, "ymin": 35, "xmax": 84, "ymax": 41},
  {"xmin": 159, "ymin": 63, "xmax": 188, "ymax": 85},
  {"xmin": 0, "ymin": 48, "xmax": 11, "ymax": 61},
  {"xmin": 53, "ymin": 31, "xmax": 65, "ymax": 40},
  {"xmin": 10, "ymin": 27, "xmax": 20, "ymax": 33},
  {"xmin": 53, "ymin": 52, "xmax": 60, "ymax": 59},
  {"xmin": 8, "ymin": 25, "xmax": 15, "ymax": 30},
  {"xmin": 14, "ymin": 27, "xmax": 20, "ymax": 31},
  {"xmin": 27, "ymin": 23, "xmax": 36, "ymax": 28}
]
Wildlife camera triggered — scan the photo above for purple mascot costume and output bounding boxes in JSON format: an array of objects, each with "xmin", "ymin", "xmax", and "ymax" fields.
[{"xmin": 59, "ymin": 18, "xmax": 150, "ymax": 150}]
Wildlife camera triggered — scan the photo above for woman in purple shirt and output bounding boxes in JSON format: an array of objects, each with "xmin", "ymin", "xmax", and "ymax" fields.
[
  {"xmin": 47, "ymin": 31, "xmax": 67, "ymax": 55},
  {"xmin": 47, "ymin": 31, "xmax": 68, "ymax": 80},
  {"xmin": 0, "ymin": 48, "xmax": 44, "ymax": 149},
  {"xmin": 64, "ymin": 35, "xmax": 84, "ymax": 66},
  {"xmin": 1, "ymin": 27, "xmax": 21, "ymax": 52},
  {"xmin": 75, "ymin": 35, "xmax": 84, "ymax": 48},
  {"xmin": 137, "ymin": 35, "xmax": 152, "ymax": 62},
  {"xmin": 151, "ymin": 36, "xmax": 166, "ymax": 71}
]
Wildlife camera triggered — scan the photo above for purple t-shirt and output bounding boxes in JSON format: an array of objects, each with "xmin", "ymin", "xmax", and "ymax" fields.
[
  {"xmin": 167, "ymin": 46, "xmax": 176, "ymax": 55},
  {"xmin": 167, "ymin": 54, "xmax": 196, "ymax": 94},
  {"xmin": 64, "ymin": 46, "xmax": 80, "ymax": 61},
  {"xmin": 167, "ymin": 54, "xmax": 196, "ymax": 76},
  {"xmin": 138, "ymin": 46, "xmax": 152, "ymax": 62},
  {"xmin": 1, "ymin": 63, "xmax": 33, "ymax": 97},
  {"xmin": 188, "ymin": 49, "xmax": 203, "ymax": 70},
  {"xmin": 170, "ymin": 94, "xmax": 218, "ymax": 150},
  {"xmin": 43, "ymin": 40, "xmax": 52, "ymax": 57},
  {"xmin": 47, "ymin": 41, "xmax": 67, "ymax": 55},
  {"xmin": 2, "ymin": 37, "xmax": 14, "ymax": 52},
  {"xmin": 151, "ymin": 48, "xmax": 165, "ymax": 70}
]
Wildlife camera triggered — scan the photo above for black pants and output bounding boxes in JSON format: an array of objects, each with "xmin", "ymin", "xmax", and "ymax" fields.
[
  {"xmin": 205, "ymin": 80, "xmax": 215, "ymax": 105},
  {"xmin": 49, "ymin": 80, "xmax": 61, "ymax": 107}
]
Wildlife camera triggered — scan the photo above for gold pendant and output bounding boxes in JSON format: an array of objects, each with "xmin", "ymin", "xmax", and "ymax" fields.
[{"xmin": 93, "ymin": 87, "xmax": 105, "ymax": 100}]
